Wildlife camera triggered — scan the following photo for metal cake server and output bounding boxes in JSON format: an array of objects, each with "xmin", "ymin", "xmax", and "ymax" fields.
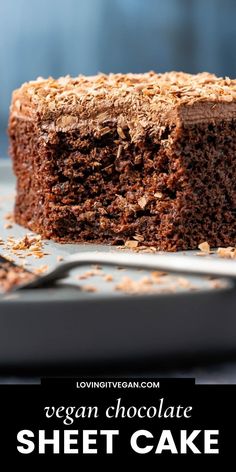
[{"xmin": 1, "ymin": 251, "xmax": 235, "ymax": 291}]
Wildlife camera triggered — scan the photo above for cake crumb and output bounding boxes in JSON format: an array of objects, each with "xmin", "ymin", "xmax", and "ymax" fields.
[
  {"xmin": 208, "ymin": 278, "xmax": 228, "ymax": 289},
  {"xmin": 117, "ymin": 126, "xmax": 126, "ymax": 139},
  {"xmin": 4, "ymin": 223, "xmax": 13, "ymax": 230},
  {"xmin": 4, "ymin": 212, "xmax": 14, "ymax": 222},
  {"xmin": 115, "ymin": 275, "xmax": 181, "ymax": 294},
  {"xmin": 33, "ymin": 264, "xmax": 49, "ymax": 275},
  {"xmin": 103, "ymin": 274, "xmax": 113, "ymax": 282},
  {"xmin": 91, "ymin": 264, "xmax": 102, "ymax": 270},
  {"xmin": 117, "ymin": 144, "xmax": 123, "ymax": 158},
  {"xmin": 0, "ymin": 260, "xmax": 35, "ymax": 292},
  {"xmin": 2, "ymin": 254, "xmax": 14, "ymax": 262},
  {"xmin": 87, "ymin": 268, "xmax": 103, "ymax": 277},
  {"xmin": 89, "ymin": 268, "xmax": 103, "ymax": 276},
  {"xmin": 217, "ymin": 247, "xmax": 236, "ymax": 259},
  {"xmin": 76, "ymin": 267, "xmax": 103, "ymax": 279},
  {"xmin": 133, "ymin": 234, "xmax": 144, "ymax": 242},
  {"xmin": 151, "ymin": 271, "xmax": 167, "ymax": 283},
  {"xmin": 140, "ymin": 246, "xmax": 157, "ymax": 253},
  {"xmin": 77, "ymin": 273, "xmax": 89, "ymax": 280},
  {"xmin": 115, "ymin": 275, "xmax": 154, "ymax": 294},
  {"xmin": 125, "ymin": 240, "xmax": 139, "ymax": 248},
  {"xmin": 198, "ymin": 241, "xmax": 210, "ymax": 253},
  {"xmin": 10, "ymin": 234, "xmax": 42, "ymax": 251},
  {"xmin": 4, "ymin": 213, "xmax": 14, "ymax": 223},
  {"xmin": 152, "ymin": 270, "xmax": 167, "ymax": 277},
  {"xmin": 81, "ymin": 284, "xmax": 97, "ymax": 293},
  {"xmin": 138, "ymin": 196, "xmax": 148, "ymax": 209},
  {"xmin": 177, "ymin": 277, "xmax": 194, "ymax": 289},
  {"xmin": 154, "ymin": 192, "xmax": 163, "ymax": 198},
  {"xmin": 5, "ymin": 234, "xmax": 45, "ymax": 259},
  {"xmin": 56, "ymin": 255, "xmax": 64, "ymax": 262}
]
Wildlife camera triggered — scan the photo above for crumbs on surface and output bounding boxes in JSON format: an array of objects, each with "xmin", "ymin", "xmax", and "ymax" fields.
[
  {"xmin": 103, "ymin": 274, "xmax": 113, "ymax": 282},
  {"xmin": 198, "ymin": 241, "xmax": 211, "ymax": 254},
  {"xmin": 0, "ymin": 260, "xmax": 35, "ymax": 292},
  {"xmin": 4, "ymin": 212, "xmax": 14, "ymax": 222},
  {"xmin": 216, "ymin": 247, "xmax": 236, "ymax": 259},
  {"xmin": 33, "ymin": 264, "xmax": 49, "ymax": 275},
  {"xmin": 77, "ymin": 273, "xmax": 90, "ymax": 280},
  {"xmin": 56, "ymin": 255, "xmax": 64, "ymax": 262},
  {"xmin": 76, "ymin": 267, "xmax": 104, "ymax": 280},
  {"xmin": 81, "ymin": 284, "xmax": 97, "ymax": 293},
  {"xmin": 0, "ymin": 220, "xmax": 235, "ymax": 294},
  {"xmin": 4, "ymin": 223, "xmax": 13, "ymax": 230},
  {"xmin": 208, "ymin": 278, "xmax": 229, "ymax": 289},
  {"xmin": 91, "ymin": 264, "xmax": 102, "ymax": 270},
  {"xmin": 117, "ymin": 244, "xmax": 157, "ymax": 253},
  {"xmin": 177, "ymin": 277, "xmax": 196, "ymax": 289},
  {"xmin": 4, "ymin": 214, "xmax": 13, "ymax": 229},
  {"xmin": 151, "ymin": 270, "xmax": 167, "ymax": 282},
  {"xmin": 4, "ymin": 234, "xmax": 47, "ymax": 259},
  {"xmin": 124, "ymin": 240, "xmax": 139, "ymax": 249},
  {"xmin": 133, "ymin": 234, "xmax": 144, "ymax": 242},
  {"xmin": 115, "ymin": 275, "xmax": 178, "ymax": 294}
]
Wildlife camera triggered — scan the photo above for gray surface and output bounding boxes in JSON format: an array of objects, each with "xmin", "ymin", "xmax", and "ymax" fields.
[
  {"xmin": 2, "ymin": 362, "xmax": 236, "ymax": 385},
  {"xmin": 0, "ymin": 160, "xmax": 236, "ymax": 369},
  {"xmin": 3, "ymin": 360, "xmax": 236, "ymax": 384}
]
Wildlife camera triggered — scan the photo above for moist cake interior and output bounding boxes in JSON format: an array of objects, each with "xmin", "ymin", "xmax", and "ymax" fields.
[{"xmin": 10, "ymin": 116, "xmax": 236, "ymax": 250}]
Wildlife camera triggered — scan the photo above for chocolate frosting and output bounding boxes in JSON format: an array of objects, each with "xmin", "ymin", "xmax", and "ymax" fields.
[{"xmin": 10, "ymin": 71, "xmax": 236, "ymax": 141}]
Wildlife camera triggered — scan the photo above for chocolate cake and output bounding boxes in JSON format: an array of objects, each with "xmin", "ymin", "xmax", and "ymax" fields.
[{"xmin": 9, "ymin": 72, "xmax": 236, "ymax": 250}]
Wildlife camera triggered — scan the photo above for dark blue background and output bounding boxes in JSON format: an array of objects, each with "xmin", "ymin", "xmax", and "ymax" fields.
[{"xmin": 1, "ymin": 0, "xmax": 236, "ymax": 155}]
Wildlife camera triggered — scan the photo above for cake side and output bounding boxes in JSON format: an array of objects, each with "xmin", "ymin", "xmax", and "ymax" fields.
[{"xmin": 9, "ymin": 72, "xmax": 236, "ymax": 250}]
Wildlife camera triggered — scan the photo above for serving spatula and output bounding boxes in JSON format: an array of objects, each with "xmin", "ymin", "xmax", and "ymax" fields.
[{"xmin": 0, "ymin": 251, "xmax": 235, "ymax": 292}]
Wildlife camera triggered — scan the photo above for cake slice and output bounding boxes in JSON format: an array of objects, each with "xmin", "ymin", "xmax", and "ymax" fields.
[{"xmin": 9, "ymin": 72, "xmax": 236, "ymax": 250}]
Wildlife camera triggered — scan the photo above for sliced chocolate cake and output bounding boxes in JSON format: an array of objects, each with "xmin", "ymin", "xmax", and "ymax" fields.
[{"xmin": 9, "ymin": 72, "xmax": 236, "ymax": 250}]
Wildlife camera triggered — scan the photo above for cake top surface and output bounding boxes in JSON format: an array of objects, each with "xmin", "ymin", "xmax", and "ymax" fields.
[
  {"xmin": 11, "ymin": 71, "xmax": 236, "ymax": 138},
  {"xmin": 16, "ymin": 71, "xmax": 236, "ymax": 104}
]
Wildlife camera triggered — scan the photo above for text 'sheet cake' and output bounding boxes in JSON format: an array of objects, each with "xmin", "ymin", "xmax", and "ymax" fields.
[{"xmin": 9, "ymin": 72, "xmax": 236, "ymax": 250}]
